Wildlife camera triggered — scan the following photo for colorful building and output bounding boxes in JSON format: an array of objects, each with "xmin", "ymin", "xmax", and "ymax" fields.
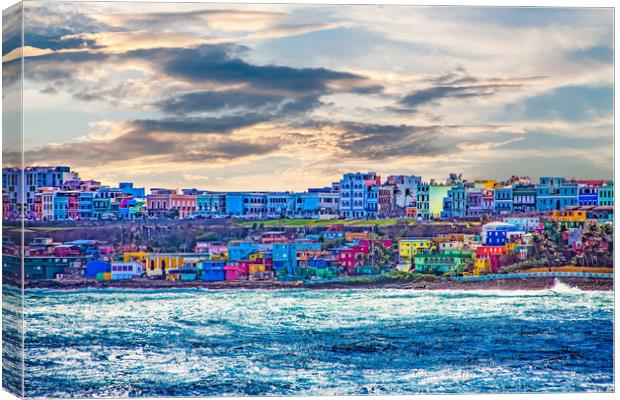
[
  {"xmin": 413, "ymin": 249, "xmax": 473, "ymax": 275},
  {"xmin": 338, "ymin": 172, "xmax": 380, "ymax": 219},
  {"xmin": 171, "ymin": 194, "xmax": 197, "ymax": 218},
  {"xmin": 399, "ymin": 239, "xmax": 435, "ymax": 268},
  {"xmin": 144, "ymin": 253, "xmax": 210, "ymax": 277},
  {"xmin": 198, "ymin": 260, "xmax": 226, "ymax": 281},
  {"xmin": 598, "ymin": 182, "xmax": 614, "ymax": 207},
  {"xmin": 494, "ymin": 186, "xmax": 513, "ymax": 215},
  {"xmin": 272, "ymin": 242, "xmax": 322, "ymax": 275},
  {"xmin": 110, "ymin": 261, "xmax": 143, "ymax": 280},
  {"xmin": 536, "ymin": 178, "xmax": 578, "ymax": 211},
  {"xmin": 512, "ymin": 184, "xmax": 536, "ymax": 213}
]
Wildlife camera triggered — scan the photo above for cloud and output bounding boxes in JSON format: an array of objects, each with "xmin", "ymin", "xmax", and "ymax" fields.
[
  {"xmin": 16, "ymin": 123, "xmax": 285, "ymax": 169},
  {"xmin": 131, "ymin": 114, "xmax": 271, "ymax": 134},
  {"xmin": 128, "ymin": 44, "xmax": 381, "ymax": 95},
  {"xmin": 156, "ymin": 90, "xmax": 291, "ymax": 114},
  {"xmin": 397, "ymin": 68, "xmax": 540, "ymax": 109}
]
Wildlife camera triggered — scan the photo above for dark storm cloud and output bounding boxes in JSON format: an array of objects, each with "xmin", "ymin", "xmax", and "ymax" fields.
[
  {"xmin": 132, "ymin": 113, "xmax": 271, "ymax": 134},
  {"xmin": 157, "ymin": 91, "xmax": 286, "ymax": 114},
  {"xmin": 128, "ymin": 44, "xmax": 382, "ymax": 95},
  {"xmin": 156, "ymin": 90, "xmax": 323, "ymax": 120}
]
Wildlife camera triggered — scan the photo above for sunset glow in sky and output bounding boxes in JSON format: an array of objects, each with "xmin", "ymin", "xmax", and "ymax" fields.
[{"xmin": 2, "ymin": 2, "xmax": 613, "ymax": 191}]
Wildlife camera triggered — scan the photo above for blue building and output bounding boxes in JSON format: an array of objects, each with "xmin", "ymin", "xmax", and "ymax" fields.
[
  {"xmin": 290, "ymin": 190, "xmax": 339, "ymax": 219},
  {"xmin": 198, "ymin": 260, "xmax": 226, "ymax": 281},
  {"xmin": 323, "ymin": 231, "xmax": 345, "ymax": 240},
  {"xmin": 53, "ymin": 192, "xmax": 69, "ymax": 220},
  {"xmin": 272, "ymin": 242, "xmax": 323, "ymax": 274},
  {"xmin": 578, "ymin": 185, "xmax": 598, "ymax": 206},
  {"xmin": 78, "ymin": 192, "xmax": 94, "ymax": 220},
  {"xmin": 485, "ymin": 230, "xmax": 507, "ymax": 246},
  {"xmin": 84, "ymin": 260, "xmax": 111, "ymax": 278},
  {"xmin": 267, "ymin": 192, "xmax": 294, "ymax": 218},
  {"xmin": 536, "ymin": 178, "xmax": 578, "ymax": 211},
  {"xmin": 494, "ymin": 187, "xmax": 513, "ymax": 214},
  {"xmin": 225, "ymin": 192, "xmax": 267, "ymax": 218},
  {"xmin": 227, "ymin": 241, "xmax": 260, "ymax": 261},
  {"xmin": 442, "ymin": 185, "xmax": 467, "ymax": 218},
  {"xmin": 118, "ymin": 182, "xmax": 145, "ymax": 198},
  {"xmin": 338, "ymin": 172, "xmax": 379, "ymax": 219},
  {"xmin": 196, "ymin": 192, "xmax": 226, "ymax": 216}
]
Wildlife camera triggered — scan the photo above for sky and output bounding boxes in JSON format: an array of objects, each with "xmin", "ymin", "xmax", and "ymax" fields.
[{"xmin": 2, "ymin": 2, "xmax": 614, "ymax": 191}]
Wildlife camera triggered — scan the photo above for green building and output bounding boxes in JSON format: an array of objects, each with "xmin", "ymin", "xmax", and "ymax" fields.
[
  {"xmin": 3, "ymin": 255, "xmax": 89, "ymax": 281},
  {"xmin": 413, "ymin": 249, "xmax": 473, "ymax": 276},
  {"xmin": 598, "ymin": 182, "xmax": 614, "ymax": 207},
  {"xmin": 416, "ymin": 183, "xmax": 452, "ymax": 220}
]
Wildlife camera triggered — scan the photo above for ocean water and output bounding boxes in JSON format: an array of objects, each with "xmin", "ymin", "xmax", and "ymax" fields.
[{"xmin": 16, "ymin": 283, "xmax": 614, "ymax": 397}]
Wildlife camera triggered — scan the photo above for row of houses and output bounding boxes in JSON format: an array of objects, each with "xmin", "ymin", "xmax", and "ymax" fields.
[
  {"xmin": 4, "ymin": 206, "xmax": 612, "ymax": 282},
  {"xmin": 2, "ymin": 167, "xmax": 614, "ymax": 221},
  {"xmin": 2, "ymin": 228, "xmax": 394, "ymax": 282},
  {"xmin": 398, "ymin": 209, "xmax": 613, "ymax": 276}
]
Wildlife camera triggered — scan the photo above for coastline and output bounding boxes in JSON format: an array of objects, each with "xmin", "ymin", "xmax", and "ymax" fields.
[{"xmin": 15, "ymin": 276, "xmax": 613, "ymax": 291}]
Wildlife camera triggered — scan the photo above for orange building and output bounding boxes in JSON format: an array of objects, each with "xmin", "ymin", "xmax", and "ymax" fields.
[{"xmin": 345, "ymin": 231, "xmax": 372, "ymax": 242}]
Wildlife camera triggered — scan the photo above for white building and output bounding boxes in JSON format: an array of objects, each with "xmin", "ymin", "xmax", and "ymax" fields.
[{"xmin": 110, "ymin": 261, "xmax": 143, "ymax": 280}]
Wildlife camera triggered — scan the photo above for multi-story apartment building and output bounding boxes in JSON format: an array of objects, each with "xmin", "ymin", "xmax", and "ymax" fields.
[
  {"xmin": 339, "ymin": 172, "xmax": 380, "ymax": 219},
  {"xmin": 598, "ymin": 181, "xmax": 614, "ymax": 206},
  {"xmin": 512, "ymin": 184, "xmax": 536, "ymax": 213},
  {"xmin": 196, "ymin": 192, "xmax": 227, "ymax": 216},
  {"xmin": 442, "ymin": 185, "xmax": 468, "ymax": 218},
  {"xmin": 267, "ymin": 192, "xmax": 294, "ymax": 218},
  {"xmin": 171, "ymin": 194, "xmax": 197, "ymax": 218},
  {"xmin": 494, "ymin": 187, "xmax": 513, "ymax": 214},
  {"xmin": 226, "ymin": 192, "xmax": 268, "ymax": 218},
  {"xmin": 578, "ymin": 185, "xmax": 599, "ymax": 206},
  {"xmin": 466, "ymin": 190, "xmax": 483, "ymax": 217},
  {"xmin": 536, "ymin": 177, "xmax": 578, "ymax": 211}
]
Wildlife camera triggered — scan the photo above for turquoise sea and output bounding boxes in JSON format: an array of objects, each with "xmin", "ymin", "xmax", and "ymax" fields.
[{"xmin": 5, "ymin": 283, "xmax": 615, "ymax": 397}]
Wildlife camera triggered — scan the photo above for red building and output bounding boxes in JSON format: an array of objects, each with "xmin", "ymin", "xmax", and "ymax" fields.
[
  {"xmin": 475, "ymin": 246, "xmax": 506, "ymax": 273},
  {"xmin": 337, "ymin": 245, "xmax": 370, "ymax": 274}
]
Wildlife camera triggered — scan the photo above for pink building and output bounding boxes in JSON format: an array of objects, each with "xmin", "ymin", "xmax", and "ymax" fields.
[
  {"xmin": 224, "ymin": 261, "xmax": 250, "ymax": 280},
  {"xmin": 147, "ymin": 194, "xmax": 172, "ymax": 216},
  {"xmin": 171, "ymin": 194, "xmax": 197, "ymax": 218}
]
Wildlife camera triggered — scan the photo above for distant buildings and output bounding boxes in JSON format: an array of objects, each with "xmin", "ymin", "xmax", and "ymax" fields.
[{"xmin": 2, "ymin": 166, "xmax": 614, "ymax": 222}]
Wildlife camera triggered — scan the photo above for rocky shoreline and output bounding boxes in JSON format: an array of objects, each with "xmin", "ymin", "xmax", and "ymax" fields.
[{"xmin": 14, "ymin": 276, "xmax": 613, "ymax": 291}]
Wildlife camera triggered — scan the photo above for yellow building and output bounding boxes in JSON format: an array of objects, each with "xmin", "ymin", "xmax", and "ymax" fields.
[
  {"xmin": 549, "ymin": 209, "xmax": 587, "ymax": 222},
  {"xmin": 399, "ymin": 239, "xmax": 435, "ymax": 267},
  {"xmin": 145, "ymin": 253, "xmax": 210, "ymax": 276},
  {"xmin": 249, "ymin": 263, "xmax": 267, "ymax": 273},
  {"xmin": 473, "ymin": 258, "xmax": 491, "ymax": 275},
  {"xmin": 123, "ymin": 251, "xmax": 147, "ymax": 264}
]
